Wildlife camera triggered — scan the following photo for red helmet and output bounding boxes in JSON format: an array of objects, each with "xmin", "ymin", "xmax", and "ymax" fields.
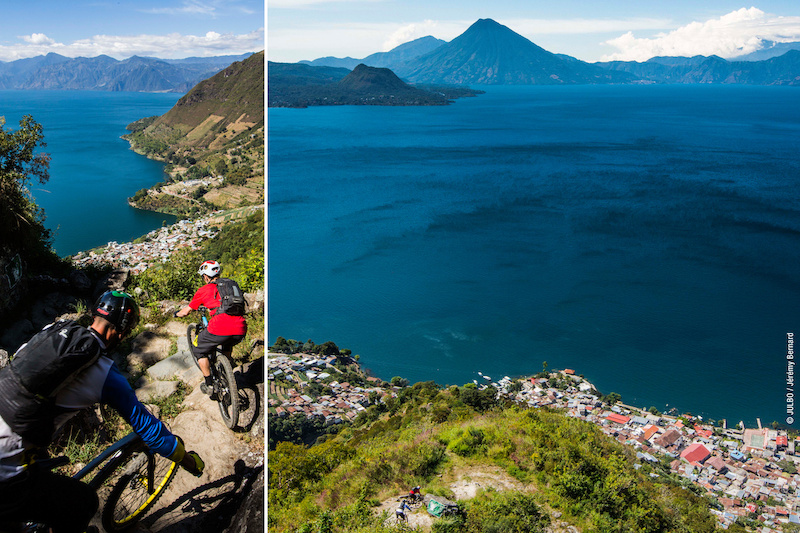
[{"xmin": 198, "ymin": 260, "xmax": 221, "ymax": 278}]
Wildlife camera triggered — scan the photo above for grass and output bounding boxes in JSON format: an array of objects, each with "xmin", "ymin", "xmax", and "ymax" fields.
[
  {"xmin": 56, "ymin": 429, "xmax": 104, "ymax": 471},
  {"xmin": 148, "ymin": 380, "xmax": 190, "ymax": 420}
]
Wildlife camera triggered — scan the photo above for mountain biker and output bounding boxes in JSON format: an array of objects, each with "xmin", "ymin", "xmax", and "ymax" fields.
[
  {"xmin": 0, "ymin": 290, "xmax": 204, "ymax": 533},
  {"xmin": 409, "ymin": 485, "xmax": 421, "ymax": 501},
  {"xmin": 175, "ymin": 260, "xmax": 247, "ymax": 399},
  {"xmin": 396, "ymin": 500, "xmax": 411, "ymax": 522}
]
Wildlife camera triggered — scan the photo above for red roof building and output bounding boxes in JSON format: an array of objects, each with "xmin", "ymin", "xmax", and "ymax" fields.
[
  {"xmin": 643, "ymin": 424, "xmax": 660, "ymax": 441},
  {"xmin": 693, "ymin": 425, "xmax": 713, "ymax": 438},
  {"xmin": 680, "ymin": 443, "xmax": 711, "ymax": 464},
  {"xmin": 606, "ymin": 413, "xmax": 631, "ymax": 425}
]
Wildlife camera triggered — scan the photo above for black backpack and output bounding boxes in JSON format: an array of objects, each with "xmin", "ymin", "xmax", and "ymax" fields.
[
  {"xmin": 215, "ymin": 278, "xmax": 246, "ymax": 317},
  {"xmin": 0, "ymin": 320, "xmax": 105, "ymax": 446}
]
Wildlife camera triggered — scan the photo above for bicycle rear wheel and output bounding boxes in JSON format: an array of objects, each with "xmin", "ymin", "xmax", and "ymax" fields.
[
  {"xmin": 215, "ymin": 354, "xmax": 239, "ymax": 429},
  {"xmin": 101, "ymin": 452, "xmax": 178, "ymax": 532}
]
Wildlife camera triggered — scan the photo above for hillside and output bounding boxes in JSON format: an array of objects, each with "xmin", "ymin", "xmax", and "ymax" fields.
[
  {"xmin": 0, "ymin": 203, "xmax": 265, "ymax": 531},
  {"xmin": 125, "ymin": 51, "xmax": 264, "ymax": 216},
  {"xmin": 0, "ymin": 52, "xmax": 252, "ymax": 92},
  {"xmin": 268, "ymin": 370, "xmax": 725, "ymax": 533},
  {"xmin": 268, "ymin": 62, "xmax": 482, "ymax": 108}
]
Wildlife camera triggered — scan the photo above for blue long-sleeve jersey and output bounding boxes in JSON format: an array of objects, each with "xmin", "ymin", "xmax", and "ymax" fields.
[{"xmin": 0, "ymin": 354, "xmax": 178, "ymax": 481}]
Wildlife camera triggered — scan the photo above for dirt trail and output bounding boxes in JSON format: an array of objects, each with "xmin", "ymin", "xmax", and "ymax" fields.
[
  {"xmin": 375, "ymin": 466, "xmax": 530, "ymax": 531},
  {"xmin": 90, "ymin": 357, "xmax": 264, "ymax": 532}
]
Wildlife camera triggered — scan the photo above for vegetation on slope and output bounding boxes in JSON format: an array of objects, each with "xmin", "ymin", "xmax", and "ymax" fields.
[
  {"xmin": 268, "ymin": 381, "xmax": 726, "ymax": 533},
  {"xmin": 124, "ymin": 52, "xmax": 264, "ymax": 216}
]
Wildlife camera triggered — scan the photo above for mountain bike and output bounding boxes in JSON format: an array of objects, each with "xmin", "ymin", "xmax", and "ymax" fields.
[
  {"xmin": 397, "ymin": 493, "xmax": 424, "ymax": 509},
  {"xmin": 186, "ymin": 306, "xmax": 240, "ymax": 429},
  {"xmin": 1, "ymin": 431, "xmax": 178, "ymax": 532}
]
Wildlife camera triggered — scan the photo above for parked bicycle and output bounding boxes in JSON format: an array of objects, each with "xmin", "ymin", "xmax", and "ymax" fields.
[
  {"xmin": 187, "ymin": 306, "xmax": 240, "ymax": 429},
  {"xmin": 2, "ymin": 431, "xmax": 179, "ymax": 532}
]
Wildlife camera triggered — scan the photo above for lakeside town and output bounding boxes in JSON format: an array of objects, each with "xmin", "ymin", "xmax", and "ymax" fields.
[
  {"xmin": 70, "ymin": 205, "xmax": 261, "ymax": 273},
  {"xmin": 268, "ymin": 352, "xmax": 800, "ymax": 532}
]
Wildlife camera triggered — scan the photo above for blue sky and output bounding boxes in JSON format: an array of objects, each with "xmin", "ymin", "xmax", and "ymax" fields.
[
  {"xmin": 0, "ymin": 0, "xmax": 264, "ymax": 61},
  {"xmin": 268, "ymin": 1, "xmax": 800, "ymax": 63}
]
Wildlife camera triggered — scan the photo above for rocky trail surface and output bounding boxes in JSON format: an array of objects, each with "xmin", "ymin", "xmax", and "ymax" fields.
[{"xmin": 89, "ymin": 320, "xmax": 265, "ymax": 533}]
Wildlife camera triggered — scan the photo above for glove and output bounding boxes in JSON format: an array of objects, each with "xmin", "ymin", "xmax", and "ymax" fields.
[
  {"xmin": 181, "ymin": 451, "xmax": 205, "ymax": 477},
  {"xmin": 173, "ymin": 310, "xmax": 181, "ymax": 318}
]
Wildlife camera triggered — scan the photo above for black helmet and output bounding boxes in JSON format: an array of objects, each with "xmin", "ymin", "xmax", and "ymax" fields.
[{"xmin": 93, "ymin": 290, "xmax": 140, "ymax": 335}]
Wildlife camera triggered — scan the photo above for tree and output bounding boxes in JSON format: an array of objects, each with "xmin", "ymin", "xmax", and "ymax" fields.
[
  {"xmin": 390, "ymin": 376, "xmax": 409, "ymax": 387},
  {"xmin": 214, "ymin": 159, "xmax": 227, "ymax": 176},
  {"xmin": 0, "ymin": 115, "xmax": 53, "ymax": 259},
  {"xmin": 604, "ymin": 392, "xmax": 622, "ymax": 406},
  {"xmin": 315, "ymin": 341, "xmax": 339, "ymax": 356},
  {"xmin": 461, "ymin": 386, "xmax": 498, "ymax": 412}
]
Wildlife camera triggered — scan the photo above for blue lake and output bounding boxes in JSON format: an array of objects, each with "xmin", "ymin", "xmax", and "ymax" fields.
[
  {"xmin": 268, "ymin": 84, "xmax": 800, "ymax": 427},
  {"xmin": 0, "ymin": 90, "xmax": 182, "ymax": 256}
]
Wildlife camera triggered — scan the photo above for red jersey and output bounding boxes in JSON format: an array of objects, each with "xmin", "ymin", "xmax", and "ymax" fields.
[{"xmin": 189, "ymin": 282, "xmax": 247, "ymax": 336}]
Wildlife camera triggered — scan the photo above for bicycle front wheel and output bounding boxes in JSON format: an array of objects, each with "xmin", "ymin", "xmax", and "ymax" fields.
[
  {"xmin": 101, "ymin": 452, "xmax": 178, "ymax": 532},
  {"xmin": 215, "ymin": 355, "xmax": 239, "ymax": 429},
  {"xmin": 186, "ymin": 325, "xmax": 201, "ymax": 370}
]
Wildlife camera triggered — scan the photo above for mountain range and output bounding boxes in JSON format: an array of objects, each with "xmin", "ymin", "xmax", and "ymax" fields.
[
  {"xmin": 598, "ymin": 50, "xmax": 800, "ymax": 85},
  {"xmin": 0, "ymin": 52, "xmax": 254, "ymax": 92},
  {"xmin": 301, "ymin": 17, "xmax": 800, "ymax": 87},
  {"xmin": 300, "ymin": 35, "xmax": 446, "ymax": 70}
]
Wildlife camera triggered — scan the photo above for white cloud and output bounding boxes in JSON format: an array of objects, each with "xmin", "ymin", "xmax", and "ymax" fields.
[
  {"xmin": 601, "ymin": 7, "xmax": 800, "ymax": 62},
  {"xmin": 0, "ymin": 29, "xmax": 264, "ymax": 61},
  {"xmin": 382, "ymin": 20, "xmax": 466, "ymax": 51},
  {"xmin": 22, "ymin": 33, "xmax": 56, "ymax": 45}
]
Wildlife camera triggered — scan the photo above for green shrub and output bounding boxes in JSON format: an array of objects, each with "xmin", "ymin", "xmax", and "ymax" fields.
[
  {"xmin": 462, "ymin": 491, "xmax": 548, "ymax": 533},
  {"xmin": 131, "ymin": 248, "xmax": 202, "ymax": 301},
  {"xmin": 447, "ymin": 427, "xmax": 486, "ymax": 457}
]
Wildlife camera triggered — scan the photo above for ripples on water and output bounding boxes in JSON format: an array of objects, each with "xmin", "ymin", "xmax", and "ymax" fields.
[{"xmin": 269, "ymin": 85, "xmax": 800, "ymax": 426}]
